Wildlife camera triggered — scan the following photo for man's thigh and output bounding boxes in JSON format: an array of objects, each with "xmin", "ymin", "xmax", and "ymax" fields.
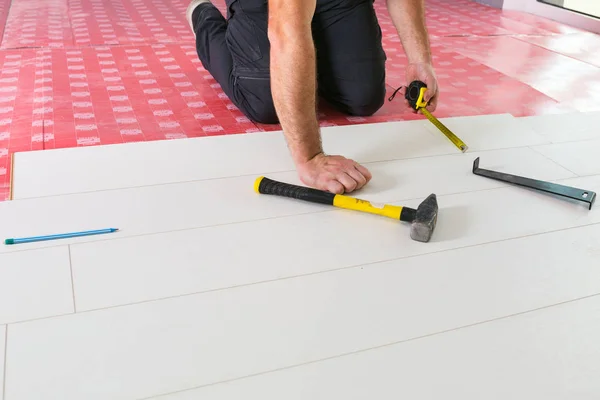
[
  {"xmin": 225, "ymin": 0, "xmax": 270, "ymax": 74},
  {"xmin": 225, "ymin": 0, "xmax": 278, "ymax": 123},
  {"xmin": 313, "ymin": 0, "xmax": 387, "ymax": 116}
]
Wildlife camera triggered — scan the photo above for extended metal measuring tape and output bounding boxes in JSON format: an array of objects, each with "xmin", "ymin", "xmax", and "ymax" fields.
[{"xmin": 405, "ymin": 80, "xmax": 469, "ymax": 153}]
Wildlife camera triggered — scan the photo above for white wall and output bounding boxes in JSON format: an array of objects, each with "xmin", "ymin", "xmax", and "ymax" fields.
[{"xmin": 503, "ymin": 0, "xmax": 600, "ymax": 33}]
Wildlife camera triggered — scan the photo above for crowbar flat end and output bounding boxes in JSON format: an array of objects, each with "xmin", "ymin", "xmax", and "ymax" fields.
[{"xmin": 472, "ymin": 157, "xmax": 480, "ymax": 173}]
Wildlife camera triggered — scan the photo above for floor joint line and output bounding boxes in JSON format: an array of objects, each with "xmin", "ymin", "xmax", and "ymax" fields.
[
  {"xmin": 68, "ymin": 245, "xmax": 77, "ymax": 313},
  {"xmin": 2, "ymin": 325, "xmax": 8, "ymax": 400},
  {"xmin": 6, "ymin": 221, "xmax": 600, "ymax": 327},
  {"xmin": 142, "ymin": 292, "xmax": 600, "ymax": 400},
  {"xmin": 2, "ymin": 170, "xmax": 599, "ymax": 256},
  {"xmin": 10, "ymin": 138, "xmax": 587, "ymax": 202}
]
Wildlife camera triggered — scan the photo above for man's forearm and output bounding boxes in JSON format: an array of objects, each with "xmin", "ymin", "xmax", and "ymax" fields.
[
  {"xmin": 268, "ymin": 23, "xmax": 322, "ymax": 165},
  {"xmin": 386, "ymin": 0, "xmax": 431, "ymax": 64}
]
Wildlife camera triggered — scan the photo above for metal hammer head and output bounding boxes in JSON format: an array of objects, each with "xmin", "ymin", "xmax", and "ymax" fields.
[{"xmin": 410, "ymin": 193, "xmax": 438, "ymax": 243}]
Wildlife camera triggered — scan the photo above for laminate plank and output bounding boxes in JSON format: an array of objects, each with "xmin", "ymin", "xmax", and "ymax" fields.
[
  {"xmin": 533, "ymin": 139, "xmax": 600, "ymax": 176},
  {"xmin": 520, "ymin": 111, "xmax": 600, "ymax": 143},
  {"xmin": 12, "ymin": 115, "xmax": 548, "ymax": 198},
  {"xmin": 6, "ymin": 223, "xmax": 600, "ymax": 400},
  {"xmin": 0, "ymin": 325, "xmax": 4, "ymax": 400},
  {"xmin": 154, "ymin": 295, "xmax": 600, "ymax": 400},
  {"xmin": 0, "ymin": 247, "xmax": 73, "ymax": 324},
  {"xmin": 69, "ymin": 174, "xmax": 600, "ymax": 311},
  {"xmin": 0, "ymin": 147, "xmax": 573, "ymax": 255}
]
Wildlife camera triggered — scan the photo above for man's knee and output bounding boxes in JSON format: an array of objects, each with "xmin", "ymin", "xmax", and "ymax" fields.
[
  {"xmin": 243, "ymin": 86, "xmax": 278, "ymax": 124},
  {"xmin": 235, "ymin": 74, "xmax": 279, "ymax": 124},
  {"xmin": 246, "ymin": 101, "xmax": 278, "ymax": 124},
  {"xmin": 343, "ymin": 83, "xmax": 386, "ymax": 117}
]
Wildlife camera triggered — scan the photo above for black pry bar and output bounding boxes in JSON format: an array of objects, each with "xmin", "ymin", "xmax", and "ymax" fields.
[{"xmin": 472, "ymin": 157, "xmax": 596, "ymax": 210}]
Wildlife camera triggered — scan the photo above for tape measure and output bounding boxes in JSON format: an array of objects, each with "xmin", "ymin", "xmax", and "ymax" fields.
[{"xmin": 405, "ymin": 80, "xmax": 468, "ymax": 153}]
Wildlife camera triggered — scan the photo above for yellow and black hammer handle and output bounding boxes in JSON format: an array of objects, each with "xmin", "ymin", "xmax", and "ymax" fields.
[
  {"xmin": 254, "ymin": 176, "xmax": 439, "ymax": 242},
  {"xmin": 254, "ymin": 176, "xmax": 416, "ymax": 221}
]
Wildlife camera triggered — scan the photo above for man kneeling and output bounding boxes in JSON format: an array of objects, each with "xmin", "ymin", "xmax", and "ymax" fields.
[{"xmin": 186, "ymin": 0, "xmax": 440, "ymax": 194}]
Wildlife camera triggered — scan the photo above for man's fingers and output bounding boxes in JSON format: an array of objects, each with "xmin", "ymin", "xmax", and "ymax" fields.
[
  {"xmin": 354, "ymin": 163, "xmax": 372, "ymax": 182},
  {"xmin": 299, "ymin": 156, "xmax": 374, "ymax": 195},
  {"xmin": 423, "ymin": 89, "xmax": 432, "ymax": 102},
  {"xmin": 326, "ymin": 180, "xmax": 345, "ymax": 194},
  {"xmin": 426, "ymin": 92, "xmax": 439, "ymax": 112},
  {"xmin": 423, "ymin": 83, "xmax": 437, "ymax": 101},
  {"xmin": 336, "ymin": 172, "xmax": 358, "ymax": 193},
  {"xmin": 345, "ymin": 165, "xmax": 367, "ymax": 189}
]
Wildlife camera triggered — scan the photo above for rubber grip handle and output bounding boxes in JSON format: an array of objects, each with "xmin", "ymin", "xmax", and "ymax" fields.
[{"xmin": 255, "ymin": 176, "xmax": 336, "ymax": 205}]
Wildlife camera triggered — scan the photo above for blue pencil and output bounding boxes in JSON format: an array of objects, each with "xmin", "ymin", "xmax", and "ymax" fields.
[{"xmin": 4, "ymin": 228, "xmax": 119, "ymax": 245}]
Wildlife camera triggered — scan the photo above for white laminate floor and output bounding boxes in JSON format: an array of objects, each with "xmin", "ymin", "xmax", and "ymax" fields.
[{"xmin": 1, "ymin": 112, "xmax": 599, "ymax": 399}]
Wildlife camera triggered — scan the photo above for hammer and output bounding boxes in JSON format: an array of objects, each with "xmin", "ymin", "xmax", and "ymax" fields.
[{"xmin": 254, "ymin": 176, "xmax": 439, "ymax": 242}]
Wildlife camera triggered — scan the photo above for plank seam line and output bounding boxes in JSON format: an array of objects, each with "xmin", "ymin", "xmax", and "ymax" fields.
[
  {"xmin": 512, "ymin": 34, "xmax": 600, "ymax": 69},
  {"xmin": 2, "ymin": 324, "xmax": 7, "ymax": 400},
  {"xmin": 528, "ymin": 145, "xmax": 579, "ymax": 176},
  {"xmin": 2, "ymin": 171, "xmax": 598, "ymax": 257},
  {"xmin": 6, "ymin": 220, "xmax": 600, "ymax": 325},
  {"xmin": 3, "ymin": 170, "xmax": 597, "ymax": 256},
  {"xmin": 8, "ymin": 153, "xmax": 14, "ymax": 201},
  {"xmin": 141, "ymin": 292, "xmax": 600, "ymax": 400},
  {"xmin": 542, "ymin": 135, "xmax": 600, "ymax": 146},
  {"xmin": 12, "ymin": 139, "xmax": 552, "ymax": 200},
  {"xmin": 8, "ymin": 165, "xmax": 600, "ymax": 254},
  {"xmin": 10, "ymin": 139, "xmax": 584, "ymax": 203},
  {"xmin": 68, "ymin": 246, "xmax": 77, "ymax": 313}
]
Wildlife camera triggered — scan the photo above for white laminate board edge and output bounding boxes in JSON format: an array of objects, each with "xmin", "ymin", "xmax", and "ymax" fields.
[
  {"xmin": 0, "ymin": 247, "xmax": 74, "ymax": 324},
  {"xmin": 532, "ymin": 138, "xmax": 600, "ymax": 176},
  {"xmin": 151, "ymin": 295, "xmax": 600, "ymax": 400},
  {"xmin": 0, "ymin": 147, "xmax": 575, "ymax": 254},
  {"xmin": 0, "ymin": 325, "xmax": 5, "ymax": 400},
  {"xmin": 7, "ymin": 223, "xmax": 600, "ymax": 400},
  {"xmin": 69, "ymin": 174, "xmax": 600, "ymax": 311},
  {"xmin": 12, "ymin": 114, "xmax": 548, "ymax": 198},
  {"xmin": 519, "ymin": 111, "xmax": 600, "ymax": 143}
]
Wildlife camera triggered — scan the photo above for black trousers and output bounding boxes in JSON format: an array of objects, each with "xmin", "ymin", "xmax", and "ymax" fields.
[{"xmin": 192, "ymin": 0, "xmax": 387, "ymax": 124}]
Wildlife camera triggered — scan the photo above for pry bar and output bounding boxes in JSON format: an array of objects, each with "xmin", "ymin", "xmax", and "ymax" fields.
[{"xmin": 472, "ymin": 157, "xmax": 596, "ymax": 210}]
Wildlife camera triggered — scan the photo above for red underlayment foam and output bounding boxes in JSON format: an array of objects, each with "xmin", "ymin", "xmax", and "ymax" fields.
[{"xmin": 1, "ymin": 0, "xmax": 599, "ymax": 200}]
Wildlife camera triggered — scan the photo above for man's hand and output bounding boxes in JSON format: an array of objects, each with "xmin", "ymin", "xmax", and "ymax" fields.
[
  {"xmin": 405, "ymin": 62, "xmax": 439, "ymax": 112},
  {"xmin": 297, "ymin": 153, "xmax": 372, "ymax": 194}
]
